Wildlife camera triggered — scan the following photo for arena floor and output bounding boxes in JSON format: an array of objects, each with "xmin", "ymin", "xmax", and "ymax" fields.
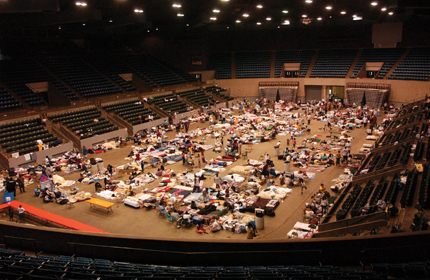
[{"xmin": 1, "ymin": 110, "xmax": 383, "ymax": 240}]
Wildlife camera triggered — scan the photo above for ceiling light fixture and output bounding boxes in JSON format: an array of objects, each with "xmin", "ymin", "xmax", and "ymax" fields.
[
  {"xmin": 282, "ymin": 20, "xmax": 290, "ymax": 25},
  {"xmin": 256, "ymin": 4, "xmax": 263, "ymax": 9},
  {"xmin": 302, "ymin": 14, "xmax": 307, "ymax": 18},
  {"xmin": 156, "ymin": 27, "xmax": 158, "ymax": 30},
  {"xmin": 388, "ymin": 11, "xmax": 393, "ymax": 15},
  {"xmin": 58, "ymin": 26, "xmax": 61, "ymax": 29},
  {"xmin": 305, "ymin": 0, "xmax": 313, "ymax": 3},
  {"xmin": 341, "ymin": 11, "xmax": 346, "ymax": 15},
  {"xmin": 75, "ymin": 2, "xmax": 87, "ymax": 6},
  {"xmin": 353, "ymin": 16, "xmax": 363, "ymax": 20},
  {"xmin": 243, "ymin": 13, "xmax": 249, "ymax": 17},
  {"xmin": 381, "ymin": 7, "xmax": 387, "ymax": 11},
  {"xmin": 147, "ymin": 30, "xmax": 150, "ymax": 32},
  {"xmin": 210, "ymin": 17, "xmax": 217, "ymax": 20},
  {"xmin": 326, "ymin": 5, "xmax": 332, "ymax": 10},
  {"xmin": 172, "ymin": 4, "xmax": 181, "ymax": 8},
  {"xmin": 353, "ymin": 14, "xmax": 357, "ymax": 17},
  {"xmin": 134, "ymin": 9, "xmax": 143, "ymax": 13},
  {"xmin": 317, "ymin": 17, "xmax": 322, "ymax": 20},
  {"xmin": 109, "ymin": 19, "xmax": 113, "ymax": 22},
  {"xmin": 213, "ymin": 9, "xmax": 220, "ymax": 13},
  {"xmin": 256, "ymin": 22, "xmax": 262, "ymax": 25},
  {"xmin": 371, "ymin": 2, "xmax": 378, "ymax": 6},
  {"xmin": 177, "ymin": 13, "xmax": 184, "ymax": 17},
  {"xmin": 282, "ymin": 10, "xmax": 288, "ymax": 14},
  {"xmin": 221, "ymin": 0, "xmax": 229, "ymax": 2},
  {"xmin": 186, "ymin": 23, "xmax": 189, "ymax": 26},
  {"xmin": 82, "ymin": 23, "xmax": 86, "ymax": 26},
  {"xmin": 266, "ymin": 17, "xmax": 271, "ymax": 21},
  {"xmin": 236, "ymin": 20, "xmax": 241, "ymax": 23},
  {"xmin": 277, "ymin": 26, "xmax": 280, "ymax": 28}
]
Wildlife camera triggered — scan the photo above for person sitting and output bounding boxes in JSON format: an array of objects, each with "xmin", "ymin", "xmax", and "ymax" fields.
[
  {"xmin": 156, "ymin": 168, "xmax": 163, "ymax": 176},
  {"xmin": 190, "ymin": 200, "xmax": 198, "ymax": 210},
  {"xmin": 170, "ymin": 209, "xmax": 180, "ymax": 222},
  {"xmin": 195, "ymin": 223, "xmax": 208, "ymax": 234},
  {"xmin": 377, "ymin": 199, "xmax": 386, "ymax": 210},
  {"xmin": 182, "ymin": 211, "xmax": 192, "ymax": 226},
  {"xmin": 95, "ymin": 182, "xmax": 103, "ymax": 192},
  {"xmin": 210, "ymin": 219, "xmax": 221, "ymax": 232},
  {"xmin": 159, "ymin": 203, "xmax": 168, "ymax": 215},
  {"xmin": 319, "ymin": 184, "xmax": 326, "ymax": 193}
]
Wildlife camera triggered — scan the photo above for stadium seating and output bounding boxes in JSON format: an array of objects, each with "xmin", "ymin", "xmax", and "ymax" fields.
[
  {"xmin": 86, "ymin": 56, "xmax": 136, "ymax": 92},
  {"xmin": 389, "ymin": 47, "xmax": 430, "ymax": 81},
  {"xmin": 102, "ymin": 100, "xmax": 159, "ymax": 125},
  {"xmin": 0, "ymin": 87, "xmax": 22, "ymax": 111},
  {"xmin": 41, "ymin": 57, "xmax": 122, "ymax": 98},
  {"xmin": 275, "ymin": 50, "xmax": 315, "ymax": 78},
  {"xmin": 177, "ymin": 89, "xmax": 217, "ymax": 108},
  {"xmin": 121, "ymin": 55, "xmax": 188, "ymax": 87},
  {"xmin": 0, "ymin": 60, "xmax": 46, "ymax": 106},
  {"xmin": 206, "ymin": 53, "xmax": 232, "ymax": 79},
  {"xmin": 0, "ymin": 251, "xmax": 392, "ymax": 279},
  {"xmin": 49, "ymin": 108, "xmax": 118, "ymax": 139},
  {"xmin": 235, "ymin": 52, "xmax": 271, "ymax": 79},
  {"xmin": 146, "ymin": 93, "xmax": 188, "ymax": 114},
  {"xmin": 0, "ymin": 119, "xmax": 58, "ymax": 155},
  {"xmin": 205, "ymin": 86, "xmax": 234, "ymax": 101},
  {"xmin": 310, "ymin": 49, "xmax": 357, "ymax": 78},
  {"xmin": 350, "ymin": 48, "xmax": 406, "ymax": 79}
]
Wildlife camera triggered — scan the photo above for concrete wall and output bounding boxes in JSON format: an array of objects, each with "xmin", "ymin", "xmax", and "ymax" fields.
[
  {"xmin": 214, "ymin": 102, "xmax": 226, "ymax": 109},
  {"xmin": 0, "ymin": 221, "xmax": 430, "ymax": 266},
  {"xmin": 172, "ymin": 110, "xmax": 200, "ymax": 124},
  {"xmin": 8, "ymin": 142, "xmax": 74, "ymax": 168},
  {"xmin": 214, "ymin": 78, "xmax": 430, "ymax": 105},
  {"xmin": 80, "ymin": 129, "xmax": 128, "ymax": 149},
  {"xmin": 132, "ymin": 118, "xmax": 167, "ymax": 134},
  {"xmin": 100, "ymin": 98, "xmax": 139, "ymax": 107}
]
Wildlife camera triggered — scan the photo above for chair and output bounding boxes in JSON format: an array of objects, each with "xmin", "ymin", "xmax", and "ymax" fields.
[{"xmin": 166, "ymin": 214, "xmax": 173, "ymax": 224}]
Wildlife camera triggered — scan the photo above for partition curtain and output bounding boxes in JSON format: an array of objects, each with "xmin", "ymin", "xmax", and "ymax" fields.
[
  {"xmin": 279, "ymin": 87, "xmax": 297, "ymax": 103},
  {"xmin": 365, "ymin": 89, "xmax": 387, "ymax": 109},
  {"xmin": 259, "ymin": 88, "xmax": 277, "ymax": 101},
  {"xmin": 346, "ymin": 89, "xmax": 365, "ymax": 106}
]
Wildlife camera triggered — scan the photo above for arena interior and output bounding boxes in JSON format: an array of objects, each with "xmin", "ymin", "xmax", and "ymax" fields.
[{"xmin": 0, "ymin": 0, "xmax": 430, "ymax": 279}]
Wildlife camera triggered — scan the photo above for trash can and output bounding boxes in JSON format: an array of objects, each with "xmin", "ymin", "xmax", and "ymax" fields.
[
  {"xmin": 97, "ymin": 160, "xmax": 104, "ymax": 172},
  {"xmin": 284, "ymin": 161, "xmax": 290, "ymax": 173},
  {"xmin": 91, "ymin": 164, "xmax": 97, "ymax": 173},
  {"xmin": 274, "ymin": 146, "xmax": 279, "ymax": 156},
  {"xmin": 255, "ymin": 208, "xmax": 265, "ymax": 230}
]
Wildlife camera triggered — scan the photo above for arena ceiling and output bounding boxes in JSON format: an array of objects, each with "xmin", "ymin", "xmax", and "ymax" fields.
[{"xmin": 0, "ymin": 0, "xmax": 429, "ymax": 33}]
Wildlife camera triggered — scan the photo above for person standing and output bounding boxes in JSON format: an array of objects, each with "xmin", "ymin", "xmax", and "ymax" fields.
[
  {"xmin": 6, "ymin": 177, "xmax": 17, "ymax": 197},
  {"xmin": 82, "ymin": 146, "xmax": 88, "ymax": 159},
  {"xmin": 214, "ymin": 173, "xmax": 221, "ymax": 186},
  {"xmin": 321, "ymin": 196, "xmax": 328, "ymax": 215},
  {"xmin": 300, "ymin": 178, "xmax": 307, "ymax": 194},
  {"xmin": 342, "ymin": 148, "xmax": 349, "ymax": 164},
  {"xmin": 48, "ymin": 175, "xmax": 55, "ymax": 192},
  {"xmin": 292, "ymin": 138, "xmax": 296, "ymax": 148},
  {"xmin": 193, "ymin": 176, "xmax": 200, "ymax": 193},
  {"xmin": 17, "ymin": 175, "xmax": 25, "ymax": 194},
  {"xmin": 18, "ymin": 205, "xmax": 25, "ymax": 222}
]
